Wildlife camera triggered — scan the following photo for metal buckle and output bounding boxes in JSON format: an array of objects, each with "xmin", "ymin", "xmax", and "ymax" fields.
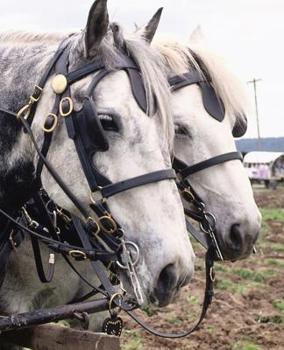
[
  {"xmin": 59, "ymin": 97, "xmax": 74, "ymax": 117},
  {"xmin": 17, "ymin": 103, "xmax": 32, "ymax": 120},
  {"xmin": 98, "ymin": 215, "xmax": 118, "ymax": 234},
  {"xmin": 68, "ymin": 250, "xmax": 87, "ymax": 260},
  {"xmin": 86, "ymin": 217, "xmax": 101, "ymax": 236},
  {"xmin": 42, "ymin": 113, "xmax": 58, "ymax": 133},
  {"xmin": 182, "ymin": 188, "xmax": 195, "ymax": 202},
  {"xmin": 30, "ymin": 85, "xmax": 43, "ymax": 103}
]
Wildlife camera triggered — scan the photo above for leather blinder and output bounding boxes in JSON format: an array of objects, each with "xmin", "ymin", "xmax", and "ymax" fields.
[
  {"xmin": 199, "ymin": 82, "xmax": 225, "ymax": 122},
  {"xmin": 75, "ymin": 98, "xmax": 109, "ymax": 153}
]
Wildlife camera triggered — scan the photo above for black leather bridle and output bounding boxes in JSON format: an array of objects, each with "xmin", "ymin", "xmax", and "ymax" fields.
[
  {"xmin": 0, "ymin": 38, "xmax": 177, "ymax": 305},
  {"xmin": 0, "ymin": 40, "xmax": 245, "ymax": 339},
  {"xmin": 169, "ymin": 67, "xmax": 246, "ymax": 260}
]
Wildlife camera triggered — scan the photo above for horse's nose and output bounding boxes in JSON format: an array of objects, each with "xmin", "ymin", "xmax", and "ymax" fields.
[
  {"xmin": 153, "ymin": 263, "xmax": 191, "ymax": 307},
  {"xmin": 226, "ymin": 223, "xmax": 259, "ymax": 259}
]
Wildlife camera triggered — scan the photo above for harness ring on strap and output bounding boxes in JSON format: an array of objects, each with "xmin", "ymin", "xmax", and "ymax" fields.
[
  {"xmin": 98, "ymin": 215, "xmax": 118, "ymax": 234},
  {"xmin": 59, "ymin": 97, "xmax": 74, "ymax": 117},
  {"xmin": 43, "ymin": 113, "xmax": 58, "ymax": 133}
]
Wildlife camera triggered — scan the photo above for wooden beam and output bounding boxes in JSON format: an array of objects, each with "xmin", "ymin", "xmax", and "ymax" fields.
[{"xmin": 0, "ymin": 324, "xmax": 120, "ymax": 350}]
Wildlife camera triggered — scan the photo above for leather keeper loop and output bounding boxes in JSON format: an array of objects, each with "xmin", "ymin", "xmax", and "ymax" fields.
[
  {"xmin": 30, "ymin": 85, "xmax": 43, "ymax": 103},
  {"xmin": 59, "ymin": 97, "xmax": 74, "ymax": 117}
]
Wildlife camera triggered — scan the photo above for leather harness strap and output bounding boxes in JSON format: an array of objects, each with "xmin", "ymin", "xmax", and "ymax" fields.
[{"xmin": 175, "ymin": 151, "xmax": 243, "ymax": 178}]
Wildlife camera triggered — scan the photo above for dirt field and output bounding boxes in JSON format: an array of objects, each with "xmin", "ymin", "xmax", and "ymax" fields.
[{"xmin": 121, "ymin": 186, "xmax": 284, "ymax": 350}]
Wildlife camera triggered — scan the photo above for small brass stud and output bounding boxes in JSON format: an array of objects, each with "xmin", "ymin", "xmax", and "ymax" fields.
[{"xmin": 51, "ymin": 74, "xmax": 68, "ymax": 94}]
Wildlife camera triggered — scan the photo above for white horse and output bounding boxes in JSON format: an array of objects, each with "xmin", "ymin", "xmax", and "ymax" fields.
[
  {"xmin": 0, "ymin": 1, "xmax": 194, "ymax": 346},
  {"xmin": 154, "ymin": 31, "xmax": 261, "ymax": 261}
]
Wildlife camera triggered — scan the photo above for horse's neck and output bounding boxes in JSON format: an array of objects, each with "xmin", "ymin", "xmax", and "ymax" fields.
[{"xmin": 0, "ymin": 40, "xmax": 59, "ymax": 212}]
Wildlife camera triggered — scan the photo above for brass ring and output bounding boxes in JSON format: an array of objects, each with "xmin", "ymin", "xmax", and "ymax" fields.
[
  {"xmin": 209, "ymin": 267, "xmax": 215, "ymax": 282},
  {"xmin": 182, "ymin": 188, "xmax": 195, "ymax": 201},
  {"xmin": 68, "ymin": 250, "xmax": 87, "ymax": 260},
  {"xmin": 42, "ymin": 113, "xmax": 58, "ymax": 133},
  {"xmin": 98, "ymin": 215, "xmax": 118, "ymax": 234},
  {"xmin": 109, "ymin": 293, "xmax": 122, "ymax": 316},
  {"xmin": 59, "ymin": 97, "xmax": 74, "ymax": 117},
  {"xmin": 17, "ymin": 104, "xmax": 31, "ymax": 120}
]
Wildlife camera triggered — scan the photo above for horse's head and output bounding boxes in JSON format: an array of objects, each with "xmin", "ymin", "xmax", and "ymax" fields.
[
  {"xmin": 34, "ymin": 0, "xmax": 194, "ymax": 306},
  {"xmin": 156, "ymin": 37, "xmax": 261, "ymax": 261}
]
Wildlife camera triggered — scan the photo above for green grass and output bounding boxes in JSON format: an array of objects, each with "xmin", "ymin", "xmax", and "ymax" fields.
[
  {"xmin": 232, "ymin": 267, "xmax": 277, "ymax": 283},
  {"xmin": 233, "ymin": 341, "xmax": 263, "ymax": 350},
  {"xmin": 215, "ymin": 278, "xmax": 246, "ymax": 294},
  {"xmin": 121, "ymin": 330, "xmax": 143, "ymax": 350},
  {"xmin": 186, "ymin": 295, "xmax": 198, "ymax": 305},
  {"xmin": 269, "ymin": 243, "xmax": 284, "ymax": 253},
  {"xmin": 265, "ymin": 259, "xmax": 284, "ymax": 269},
  {"xmin": 272, "ymin": 299, "xmax": 284, "ymax": 312},
  {"xmin": 256, "ymin": 314, "xmax": 284, "ymax": 324},
  {"xmin": 260, "ymin": 208, "xmax": 284, "ymax": 221}
]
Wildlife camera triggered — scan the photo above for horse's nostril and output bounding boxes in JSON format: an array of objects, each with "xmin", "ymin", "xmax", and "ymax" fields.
[
  {"xmin": 157, "ymin": 264, "xmax": 177, "ymax": 291},
  {"xmin": 229, "ymin": 224, "xmax": 243, "ymax": 251},
  {"xmin": 154, "ymin": 264, "xmax": 178, "ymax": 306}
]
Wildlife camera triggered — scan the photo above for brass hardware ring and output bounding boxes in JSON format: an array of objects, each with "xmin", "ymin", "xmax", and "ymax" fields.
[
  {"xmin": 42, "ymin": 113, "xmax": 58, "ymax": 133},
  {"xmin": 98, "ymin": 215, "xmax": 118, "ymax": 234},
  {"xmin": 182, "ymin": 188, "xmax": 195, "ymax": 201},
  {"xmin": 68, "ymin": 250, "xmax": 87, "ymax": 260},
  {"xmin": 209, "ymin": 267, "xmax": 215, "ymax": 282},
  {"xmin": 109, "ymin": 293, "xmax": 123, "ymax": 316},
  {"xmin": 59, "ymin": 97, "xmax": 74, "ymax": 117},
  {"xmin": 17, "ymin": 104, "xmax": 31, "ymax": 120}
]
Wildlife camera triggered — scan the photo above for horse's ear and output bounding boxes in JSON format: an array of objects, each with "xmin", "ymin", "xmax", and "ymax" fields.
[
  {"xmin": 85, "ymin": 0, "xmax": 109, "ymax": 58},
  {"xmin": 189, "ymin": 25, "xmax": 204, "ymax": 44},
  {"xmin": 141, "ymin": 7, "xmax": 163, "ymax": 43}
]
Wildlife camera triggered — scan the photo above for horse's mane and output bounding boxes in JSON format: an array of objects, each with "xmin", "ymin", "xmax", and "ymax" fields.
[
  {"xmin": 0, "ymin": 31, "xmax": 66, "ymax": 44},
  {"xmin": 0, "ymin": 28, "xmax": 173, "ymax": 148},
  {"xmin": 155, "ymin": 39, "xmax": 249, "ymax": 122}
]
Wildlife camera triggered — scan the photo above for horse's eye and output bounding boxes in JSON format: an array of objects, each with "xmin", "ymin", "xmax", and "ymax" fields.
[
  {"xmin": 174, "ymin": 124, "xmax": 191, "ymax": 137},
  {"xmin": 98, "ymin": 114, "xmax": 119, "ymax": 132}
]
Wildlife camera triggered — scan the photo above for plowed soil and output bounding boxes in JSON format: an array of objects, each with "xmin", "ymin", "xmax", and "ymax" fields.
[{"xmin": 121, "ymin": 186, "xmax": 284, "ymax": 350}]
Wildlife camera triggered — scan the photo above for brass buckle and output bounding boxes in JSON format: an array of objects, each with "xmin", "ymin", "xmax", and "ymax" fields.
[
  {"xmin": 68, "ymin": 250, "xmax": 87, "ymax": 260},
  {"xmin": 182, "ymin": 188, "xmax": 195, "ymax": 202},
  {"xmin": 30, "ymin": 85, "xmax": 43, "ymax": 103},
  {"xmin": 43, "ymin": 113, "xmax": 58, "ymax": 133},
  {"xmin": 59, "ymin": 97, "xmax": 74, "ymax": 117},
  {"xmin": 17, "ymin": 103, "xmax": 32, "ymax": 120},
  {"xmin": 98, "ymin": 215, "xmax": 118, "ymax": 234}
]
